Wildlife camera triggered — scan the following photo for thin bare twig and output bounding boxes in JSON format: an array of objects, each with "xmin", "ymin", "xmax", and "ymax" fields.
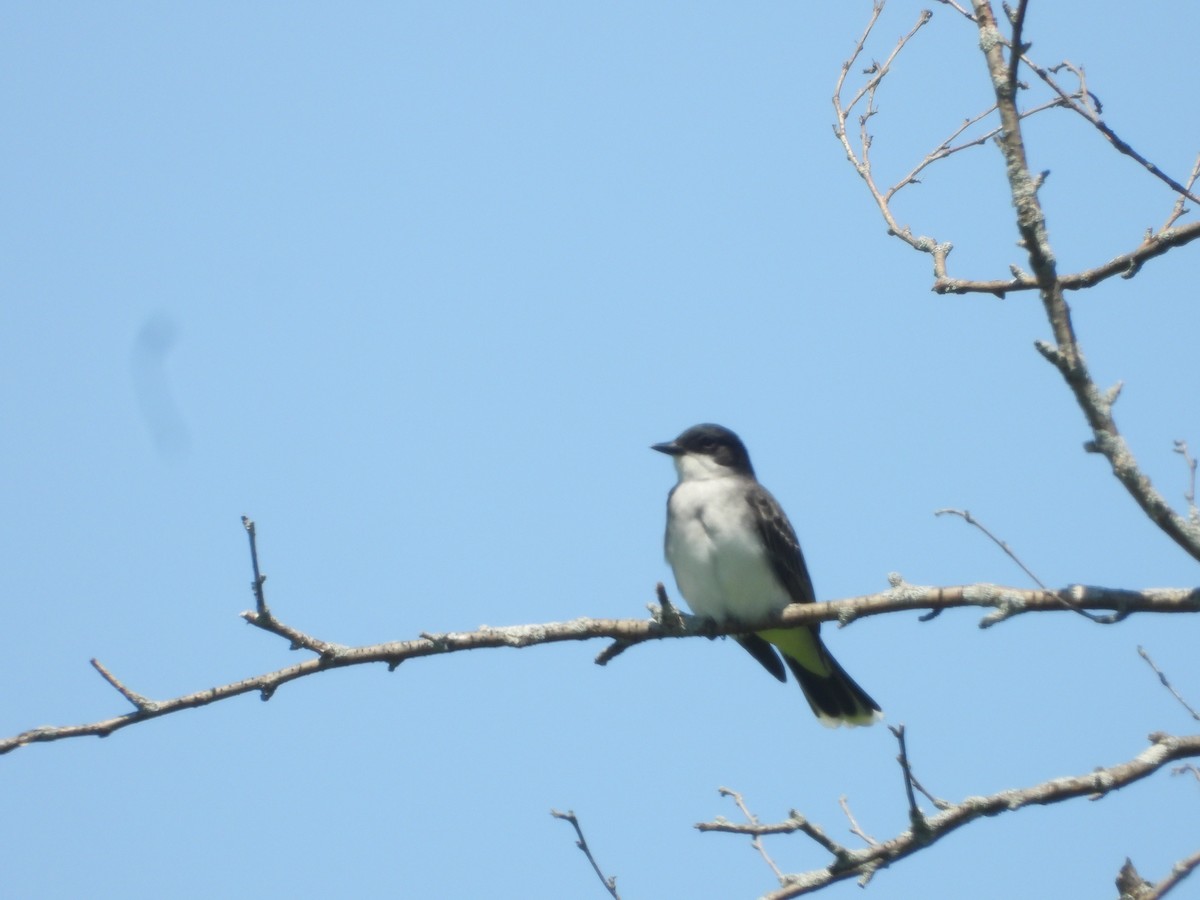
[
  {"xmin": 236, "ymin": 519, "xmax": 347, "ymax": 658},
  {"xmin": 1138, "ymin": 646, "xmax": 1200, "ymax": 722},
  {"xmin": 833, "ymin": 5, "xmax": 949, "ymax": 279},
  {"xmin": 551, "ymin": 810, "xmax": 621, "ymax": 899},
  {"xmin": 89, "ymin": 658, "xmax": 159, "ymax": 713},
  {"xmin": 1173, "ymin": 440, "xmax": 1200, "ymax": 527},
  {"xmin": 1162, "ymin": 153, "xmax": 1200, "ymax": 232},
  {"xmin": 241, "ymin": 516, "xmax": 268, "ymax": 616},
  {"xmin": 1023, "ymin": 59, "xmax": 1200, "ymax": 205},
  {"xmin": 888, "ymin": 96, "xmax": 1072, "ymax": 203},
  {"xmin": 934, "ymin": 508, "xmax": 1045, "ymax": 588},
  {"xmin": 1005, "ymin": 0, "xmax": 1029, "ymax": 90},
  {"xmin": 889, "ymin": 725, "xmax": 929, "ymax": 834},
  {"xmin": 934, "ymin": 0, "xmax": 975, "ymax": 20},
  {"xmin": 838, "ymin": 795, "xmax": 878, "ymax": 846},
  {"xmin": 717, "ymin": 788, "xmax": 787, "ymax": 884},
  {"xmin": 697, "ymin": 810, "xmax": 851, "ymax": 865}
]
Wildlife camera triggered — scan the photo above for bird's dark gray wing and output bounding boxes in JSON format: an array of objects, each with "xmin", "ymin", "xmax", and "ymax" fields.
[
  {"xmin": 746, "ymin": 483, "xmax": 817, "ymax": 607},
  {"xmin": 735, "ymin": 634, "xmax": 787, "ymax": 682}
]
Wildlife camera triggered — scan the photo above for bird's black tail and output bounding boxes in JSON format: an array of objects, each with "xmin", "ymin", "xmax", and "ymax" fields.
[{"xmin": 783, "ymin": 645, "xmax": 882, "ymax": 727}]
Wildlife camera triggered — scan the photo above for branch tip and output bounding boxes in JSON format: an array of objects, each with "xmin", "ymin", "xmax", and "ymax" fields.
[
  {"xmin": 551, "ymin": 809, "xmax": 621, "ymax": 899},
  {"xmin": 90, "ymin": 658, "xmax": 157, "ymax": 713}
]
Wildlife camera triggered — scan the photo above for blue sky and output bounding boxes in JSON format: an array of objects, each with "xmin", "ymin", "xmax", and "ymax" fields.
[{"xmin": 2, "ymin": 3, "xmax": 1197, "ymax": 898}]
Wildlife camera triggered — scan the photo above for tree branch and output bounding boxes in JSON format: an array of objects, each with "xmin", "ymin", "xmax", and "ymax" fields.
[
  {"xmin": 4, "ymin": 575, "xmax": 1196, "ymax": 754},
  {"xmin": 834, "ymin": 2, "xmax": 1200, "ymax": 298},
  {"xmin": 1142, "ymin": 848, "xmax": 1200, "ymax": 900},
  {"xmin": 934, "ymin": 220, "xmax": 1200, "ymax": 296},
  {"xmin": 715, "ymin": 787, "xmax": 789, "ymax": 885},
  {"xmin": 551, "ymin": 809, "xmax": 621, "ymax": 899},
  {"xmin": 968, "ymin": 0, "xmax": 1200, "ymax": 563},
  {"xmin": 697, "ymin": 731, "xmax": 1200, "ymax": 898},
  {"xmin": 1021, "ymin": 59, "xmax": 1200, "ymax": 206}
]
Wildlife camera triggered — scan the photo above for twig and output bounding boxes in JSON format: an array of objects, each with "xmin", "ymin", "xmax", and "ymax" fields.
[
  {"xmin": 241, "ymin": 516, "xmax": 268, "ymax": 616},
  {"xmin": 89, "ymin": 658, "xmax": 159, "ymax": 713},
  {"xmin": 934, "ymin": 0, "xmax": 975, "ymax": 20},
  {"xmin": 909, "ymin": 768, "xmax": 952, "ymax": 812},
  {"xmin": 1005, "ymin": 0, "xmax": 1029, "ymax": 90},
  {"xmin": 889, "ymin": 725, "xmax": 928, "ymax": 833},
  {"xmin": 237, "ymin": 517, "xmax": 348, "ymax": 658},
  {"xmin": 933, "ymin": 508, "xmax": 1132, "ymax": 624},
  {"xmin": 550, "ymin": 809, "xmax": 621, "ymax": 899},
  {"xmin": 743, "ymin": 732, "xmax": 1200, "ymax": 898},
  {"xmin": 844, "ymin": 8, "xmax": 932, "ymax": 118},
  {"xmin": 887, "ymin": 97, "xmax": 1067, "ymax": 203},
  {"xmin": 934, "ymin": 203, "xmax": 1200, "ymax": 295},
  {"xmin": 833, "ymin": 6, "xmax": 949, "ymax": 280},
  {"xmin": 697, "ymin": 811, "xmax": 849, "ymax": 862},
  {"xmin": 245, "ymin": 610, "xmax": 348, "ymax": 659},
  {"xmin": 1138, "ymin": 646, "xmax": 1200, "ymax": 722},
  {"xmin": 934, "ymin": 508, "xmax": 1045, "ymax": 588},
  {"xmin": 716, "ymin": 788, "xmax": 787, "ymax": 884},
  {"xmin": 1162, "ymin": 153, "xmax": 1200, "ymax": 232},
  {"xmin": 838, "ymin": 795, "xmax": 878, "ymax": 846},
  {"xmin": 1174, "ymin": 441, "xmax": 1200, "ymax": 527},
  {"xmin": 1023, "ymin": 59, "xmax": 1200, "ymax": 205}
]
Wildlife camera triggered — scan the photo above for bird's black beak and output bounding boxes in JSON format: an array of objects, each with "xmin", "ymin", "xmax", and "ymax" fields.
[{"xmin": 651, "ymin": 440, "xmax": 683, "ymax": 456}]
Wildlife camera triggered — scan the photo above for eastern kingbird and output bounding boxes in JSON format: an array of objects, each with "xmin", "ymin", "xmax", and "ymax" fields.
[{"xmin": 653, "ymin": 424, "xmax": 881, "ymax": 726}]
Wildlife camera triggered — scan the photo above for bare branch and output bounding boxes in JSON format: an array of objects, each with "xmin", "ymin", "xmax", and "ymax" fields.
[
  {"xmin": 1138, "ymin": 646, "xmax": 1200, "ymax": 722},
  {"xmin": 934, "ymin": 508, "xmax": 1045, "ymax": 588},
  {"xmin": 1162, "ymin": 153, "xmax": 1200, "ymax": 232},
  {"xmin": 838, "ymin": 795, "xmax": 878, "ymax": 846},
  {"xmin": 89, "ymin": 658, "xmax": 159, "ymax": 713},
  {"xmin": 1173, "ymin": 441, "xmax": 1200, "ymax": 527},
  {"xmin": 4, "ymin": 573, "xmax": 1196, "ymax": 755},
  {"xmin": 241, "ymin": 515, "xmax": 268, "ymax": 616},
  {"xmin": 837, "ymin": 5, "xmax": 1200, "ymax": 298},
  {"xmin": 889, "ymin": 724, "xmax": 929, "ymax": 835},
  {"xmin": 967, "ymin": 0, "xmax": 1200, "ymax": 562},
  {"xmin": 1143, "ymin": 848, "xmax": 1200, "ymax": 900},
  {"xmin": 833, "ymin": 5, "xmax": 949, "ymax": 281},
  {"xmin": 551, "ymin": 809, "xmax": 621, "ymax": 899},
  {"xmin": 731, "ymin": 732, "xmax": 1200, "ymax": 898},
  {"xmin": 1022, "ymin": 59, "xmax": 1200, "ymax": 205},
  {"xmin": 934, "ymin": 220, "xmax": 1200, "ymax": 295},
  {"xmin": 716, "ymin": 787, "xmax": 788, "ymax": 885},
  {"xmin": 887, "ymin": 96, "xmax": 1070, "ymax": 204},
  {"xmin": 1173, "ymin": 764, "xmax": 1200, "ymax": 784},
  {"xmin": 1005, "ymin": 0, "xmax": 1029, "ymax": 89},
  {"xmin": 697, "ymin": 809, "xmax": 851, "ymax": 865},
  {"xmin": 934, "ymin": 0, "xmax": 975, "ymax": 21}
]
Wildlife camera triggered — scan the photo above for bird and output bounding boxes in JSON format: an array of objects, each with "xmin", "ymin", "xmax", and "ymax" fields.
[{"xmin": 652, "ymin": 423, "xmax": 881, "ymax": 726}]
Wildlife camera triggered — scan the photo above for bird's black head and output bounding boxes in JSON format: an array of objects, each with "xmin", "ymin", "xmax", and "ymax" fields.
[{"xmin": 652, "ymin": 423, "xmax": 756, "ymax": 478}]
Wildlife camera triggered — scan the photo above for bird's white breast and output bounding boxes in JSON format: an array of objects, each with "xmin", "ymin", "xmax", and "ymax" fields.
[{"xmin": 664, "ymin": 476, "xmax": 792, "ymax": 622}]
